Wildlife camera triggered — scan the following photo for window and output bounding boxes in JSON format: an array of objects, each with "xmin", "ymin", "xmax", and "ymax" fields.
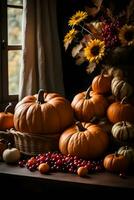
[{"xmin": 0, "ymin": 0, "xmax": 23, "ymax": 104}]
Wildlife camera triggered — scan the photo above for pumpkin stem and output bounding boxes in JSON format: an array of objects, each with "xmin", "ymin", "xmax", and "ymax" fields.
[
  {"xmin": 4, "ymin": 102, "xmax": 12, "ymax": 114},
  {"xmin": 7, "ymin": 142, "xmax": 12, "ymax": 149},
  {"xmin": 115, "ymin": 151, "xmax": 119, "ymax": 157},
  {"xmin": 37, "ymin": 89, "xmax": 45, "ymax": 104},
  {"xmin": 122, "ymin": 121, "xmax": 127, "ymax": 127},
  {"xmin": 101, "ymin": 68, "xmax": 112, "ymax": 78},
  {"xmin": 101, "ymin": 69, "xmax": 105, "ymax": 76},
  {"xmin": 76, "ymin": 121, "xmax": 86, "ymax": 131},
  {"xmin": 121, "ymin": 96, "xmax": 127, "ymax": 104},
  {"xmin": 85, "ymin": 86, "xmax": 91, "ymax": 99},
  {"xmin": 125, "ymin": 146, "xmax": 128, "ymax": 150}
]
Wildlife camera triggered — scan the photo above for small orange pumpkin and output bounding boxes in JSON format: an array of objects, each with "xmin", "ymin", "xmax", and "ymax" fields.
[
  {"xmin": 107, "ymin": 97, "xmax": 134, "ymax": 123},
  {"xmin": 38, "ymin": 163, "xmax": 50, "ymax": 174},
  {"xmin": 0, "ymin": 103, "xmax": 14, "ymax": 130},
  {"xmin": 92, "ymin": 71, "xmax": 112, "ymax": 94},
  {"xmin": 77, "ymin": 166, "xmax": 88, "ymax": 177},
  {"xmin": 71, "ymin": 87, "xmax": 108, "ymax": 122},
  {"xmin": 59, "ymin": 122, "xmax": 109, "ymax": 159},
  {"xmin": 103, "ymin": 152, "xmax": 129, "ymax": 173}
]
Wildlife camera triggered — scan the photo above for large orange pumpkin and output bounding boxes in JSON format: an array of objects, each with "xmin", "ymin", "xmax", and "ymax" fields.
[
  {"xmin": 107, "ymin": 97, "xmax": 134, "ymax": 123},
  {"xmin": 59, "ymin": 122, "xmax": 109, "ymax": 159},
  {"xmin": 14, "ymin": 89, "xmax": 74, "ymax": 134},
  {"xmin": 0, "ymin": 103, "xmax": 14, "ymax": 130},
  {"xmin": 71, "ymin": 87, "xmax": 108, "ymax": 122}
]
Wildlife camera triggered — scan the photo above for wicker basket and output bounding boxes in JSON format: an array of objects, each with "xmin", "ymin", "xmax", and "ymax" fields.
[
  {"xmin": 0, "ymin": 130, "xmax": 14, "ymax": 146},
  {"xmin": 10, "ymin": 129, "xmax": 61, "ymax": 156}
]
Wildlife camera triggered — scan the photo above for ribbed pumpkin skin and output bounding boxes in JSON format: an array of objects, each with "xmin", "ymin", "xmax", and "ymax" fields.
[
  {"xmin": 92, "ymin": 73, "xmax": 112, "ymax": 94},
  {"xmin": 14, "ymin": 93, "xmax": 74, "ymax": 134},
  {"xmin": 107, "ymin": 102, "xmax": 134, "ymax": 123},
  {"xmin": 112, "ymin": 121, "xmax": 134, "ymax": 142},
  {"xmin": 0, "ymin": 112, "xmax": 14, "ymax": 131},
  {"xmin": 71, "ymin": 92, "xmax": 108, "ymax": 122},
  {"xmin": 103, "ymin": 153, "xmax": 129, "ymax": 173},
  {"xmin": 0, "ymin": 103, "xmax": 14, "ymax": 131},
  {"xmin": 59, "ymin": 123, "xmax": 109, "ymax": 159},
  {"xmin": 111, "ymin": 77, "xmax": 133, "ymax": 100},
  {"xmin": 118, "ymin": 146, "xmax": 134, "ymax": 164}
]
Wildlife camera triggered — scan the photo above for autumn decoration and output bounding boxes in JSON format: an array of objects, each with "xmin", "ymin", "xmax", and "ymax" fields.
[
  {"xmin": 111, "ymin": 77, "xmax": 133, "ymax": 100},
  {"xmin": 118, "ymin": 146, "xmax": 134, "ymax": 165},
  {"xmin": 91, "ymin": 71, "xmax": 112, "ymax": 94},
  {"xmin": 103, "ymin": 152, "xmax": 129, "ymax": 173},
  {"xmin": 59, "ymin": 121, "xmax": 109, "ymax": 159},
  {"xmin": 13, "ymin": 89, "xmax": 74, "ymax": 134},
  {"xmin": 71, "ymin": 86, "xmax": 108, "ymax": 122},
  {"xmin": 107, "ymin": 97, "xmax": 134, "ymax": 124},
  {"xmin": 2, "ymin": 143, "xmax": 20, "ymax": 164},
  {"xmin": 112, "ymin": 121, "xmax": 134, "ymax": 143},
  {"xmin": 0, "ymin": 103, "xmax": 14, "ymax": 131}
]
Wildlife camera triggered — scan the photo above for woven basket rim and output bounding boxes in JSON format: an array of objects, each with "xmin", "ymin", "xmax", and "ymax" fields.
[
  {"xmin": 9, "ymin": 128, "xmax": 61, "ymax": 140},
  {"xmin": 9, "ymin": 128, "xmax": 60, "ymax": 156}
]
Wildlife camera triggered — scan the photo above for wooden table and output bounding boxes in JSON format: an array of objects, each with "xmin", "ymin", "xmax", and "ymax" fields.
[{"xmin": 0, "ymin": 162, "xmax": 133, "ymax": 196}]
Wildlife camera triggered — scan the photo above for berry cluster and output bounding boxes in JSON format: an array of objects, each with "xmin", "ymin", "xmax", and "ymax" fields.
[
  {"xmin": 101, "ymin": 21, "xmax": 121, "ymax": 49},
  {"xmin": 18, "ymin": 152, "xmax": 104, "ymax": 174}
]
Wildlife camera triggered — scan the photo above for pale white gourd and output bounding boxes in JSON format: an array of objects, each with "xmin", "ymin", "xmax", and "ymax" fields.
[
  {"xmin": 111, "ymin": 77, "xmax": 133, "ymax": 100},
  {"xmin": 118, "ymin": 146, "xmax": 134, "ymax": 164},
  {"xmin": 111, "ymin": 121, "xmax": 134, "ymax": 142},
  {"xmin": 3, "ymin": 143, "xmax": 20, "ymax": 163}
]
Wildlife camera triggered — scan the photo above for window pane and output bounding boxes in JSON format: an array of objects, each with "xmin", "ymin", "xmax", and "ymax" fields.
[
  {"xmin": 8, "ymin": 8, "xmax": 23, "ymax": 45},
  {"xmin": 7, "ymin": 0, "xmax": 23, "ymax": 6},
  {"xmin": 8, "ymin": 50, "xmax": 21, "ymax": 95}
]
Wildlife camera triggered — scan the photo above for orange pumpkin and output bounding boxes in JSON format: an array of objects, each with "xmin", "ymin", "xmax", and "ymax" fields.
[
  {"xmin": 0, "ymin": 103, "xmax": 14, "ymax": 130},
  {"xmin": 38, "ymin": 163, "xmax": 50, "ymax": 174},
  {"xmin": 103, "ymin": 152, "xmax": 129, "ymax": 173},
  {"xmin": 59, "ymin": 122, "xmax": 109, "ymax": 159},
  {"xmin": 14, "ymin": 89, "xmax": 74, "ymax": 134},
  {"xmin": 92, "ymin": 71, "xmax": 112, "ymax": 94},
  {"xmin": 71, "ymin": 87, "xmax": 108, "ymax": 122},
  {"xmin": 77, "ymin": 166, "xmax": 88, "ymax": 177},
  {"xmin": 107, "ymin": 97, "xmax": 134, "ymax": 123}
]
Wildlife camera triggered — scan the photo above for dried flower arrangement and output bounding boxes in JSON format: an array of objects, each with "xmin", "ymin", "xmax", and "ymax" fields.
[{"xmin": 63, "ymin": 0, "xmax": 134, "ymax": 82}]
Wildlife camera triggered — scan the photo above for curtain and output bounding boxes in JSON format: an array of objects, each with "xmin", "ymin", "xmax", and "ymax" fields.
[{"xmin": 19, "ymin": 0, "xmax": 65, "ymax": 100}]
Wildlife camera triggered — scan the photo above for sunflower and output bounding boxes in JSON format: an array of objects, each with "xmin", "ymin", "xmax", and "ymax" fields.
[
  {"xmin": 64, "ymin": 29, "xmax": 78, "ymax": 50},
  {"xmin": 84, "ymin": 39, "xmax": 105, "ymax": 64},
  {"xmin": 119, "ymin": 25, "xmax": 134, "ymax": 46},
  {"xmin": 68, "ymin": 11, "xmax": 88, "ymax": 27}
]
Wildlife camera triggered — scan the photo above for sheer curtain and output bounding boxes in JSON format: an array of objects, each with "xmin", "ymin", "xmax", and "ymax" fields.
[{"xmin": 19, "ymin": 0, "xmax": 65, "ymax": 100}]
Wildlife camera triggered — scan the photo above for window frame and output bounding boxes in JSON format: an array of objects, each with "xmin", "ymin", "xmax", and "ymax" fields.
[{"xmin": 0, "ymin": 0, "xmax": 23, "ymax": 105}]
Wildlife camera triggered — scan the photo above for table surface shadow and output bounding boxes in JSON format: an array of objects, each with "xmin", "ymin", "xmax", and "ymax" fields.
[{"xmin": 0, "ymin": 161, "xmax": 134, "ymax": 196}]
